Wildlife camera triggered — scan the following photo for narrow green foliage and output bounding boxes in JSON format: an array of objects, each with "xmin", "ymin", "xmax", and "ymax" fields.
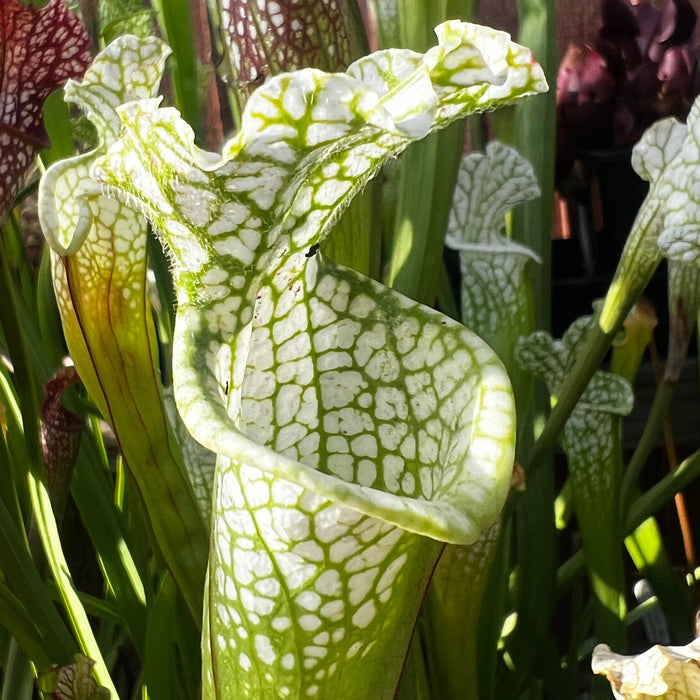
[
  {"xmin": 144, "ymin": 574, "xmax": 196, "ymax": 700},
  {"xmin": 378, "ymin": 1, "xmax": 477, "ymax": 307},
  {"xmin": 69, "ymin": 435, "xmax": 149, "ymax": 656},
  {"xmin": 512, "ymin": 0, "xmax": 557, "ymax": 331},
  {"xmin": 152, "ymin": 0, "xmax": 203, "ymax": 135}
]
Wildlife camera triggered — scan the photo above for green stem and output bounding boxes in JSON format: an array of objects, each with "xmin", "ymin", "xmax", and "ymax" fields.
[
  {"xmin": 620, "ymin": 380, "xmax": 676, "ymax": 516},
  {"xmin": 0, "ymin": 640, "xmax": 37, "ymax": 700},
  {"xmin": 151, "ymin": 0, "xmax": 202, "ymax": 137},
  {"xmin": 557, "ymin": 447, "xmax": 700, "ymax": 592},
  {"xmin": 627, "ymin": 448, "xmax": 700, "ymax": 532}
]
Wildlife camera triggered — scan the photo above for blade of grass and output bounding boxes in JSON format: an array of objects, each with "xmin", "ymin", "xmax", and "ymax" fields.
[
  {"xmin": 511, "ymin": 0, "xmax": 556, "ymax": 331},
  {"xmin": 2, "ymin": 215, "xmax": 57, "ymax": 383},
  {"xmin": 0, "ymin": 227, "xmax": 117, "ymax": 695},
  {"xmin": 144, "ymin": 574, "xmax": 195, "ymax": 700},
  {"xmin": 0, "ymin": 581, "xmax": 56, "ymax": 674},
  {"xmin": 0, "ymin": 497, "xmax": 76, "ymax": 665},
  {"xmin": 151, "ymin": 0, "xmax": 203, "ymax": 138},
  {"xmin": 0, "ymin": 642, "xmax": 36, "ymax": 700},
  {"xmin": 498, "ymin": 434, "xmax": 557, "ymax": 699},
  {"xmin": 36, "ymin": 247, "xmax": 67, "ymax": 371},
  {"xmin": 26, "ymin": 463, "xmax": 118, "ymax": 696},
  {"xmin": 70, "ymin": 433, "xmax": 149, "ymax": 655},
  {"xmin": 0, "ymin": 401, "xmax": 25, "ymax": 535},
  {"xmin": 384, "ymin": 122, "xmax": 465, "ymax": 305},
  {"xmin": 491, "ymin": 4, "xmax": 559, "ymax": 690},
  {"xmin": 44, "ymin": 583, "xmax": 121, "ymax": 627},
  {"xmin": 477, "ymin": 521, "xmax": 512, "ymax": 700}
]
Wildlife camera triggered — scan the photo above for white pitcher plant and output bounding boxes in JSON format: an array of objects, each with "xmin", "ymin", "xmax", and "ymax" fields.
[{"xmin": 38, "ymin": 23, "xmax": 547, "ymax": 698}]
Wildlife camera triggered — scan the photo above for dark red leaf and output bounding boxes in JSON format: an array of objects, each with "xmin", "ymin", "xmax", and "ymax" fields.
[
  {"xmin": 37, "ymin": 654, "xmax": 110, "ymax": 700},
  {"xmin": 632, "ymin": 2, "xmax": 662, "ymax": 57},
  {"xmin": 0, "ymin": 0, "xmax": 91, "ymax": 219},
  {"xmin": 41, "ymin": 364, "xmax": 83, "ymax": 520},
  {"xmin": 221, "ymin": 0, "xmax": 365, "ymax": 106},
  {"xmin": 656, "ymin": 0, "xmax": 696, "ymax": 48}
]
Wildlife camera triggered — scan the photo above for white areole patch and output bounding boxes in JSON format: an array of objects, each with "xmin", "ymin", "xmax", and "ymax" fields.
[
  {"xmin": 239, "ymin": 652, "xmax": 251, "ymax": 671},
  {"xmin": 172, "ymin": 182, "xmax": 216, "ymax": 227},
  {"xmin": 298, "ymin": 614, "xmax": 322, "ymax": 632},
  {"xmin": 314, "ymin": 178, "xmax": 352, "ymax": 207},
  {"xmin": 314, "ymin": 569, "xmax": 342, "ymax": 596},
  {"xmin": 351, "ymin": 599, "xmax": 377, "ymax": 629},
  {"xmin": 254, "ymin": 634, "xmax": 277, "ymax": 665},
  {"xmin": 296, "ymin": 591, "xmax": 322, "ymax": 611}
]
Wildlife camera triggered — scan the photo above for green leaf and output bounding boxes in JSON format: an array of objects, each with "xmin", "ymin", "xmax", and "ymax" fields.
[
  {"xmin": 38, "ymin": 35, "xmax": 211, "ymax": 625},
  {"xmin": 511, "ymin": 0, "xmax": 557, "ymax": 331},
  {"xmin": 151, "ymin": 0, "xmax": 202, "ymax": 135},
  {"xmin": 143, "ymin": 574, "xmax": 194, "ymax": 700},
  {"xmin": 69, "ymin": 434, "xmax": 149, "ymax": 656},
  {"xmin": 89, "ymin": 23, "xmax": 544, "ymax": 697},
  {"xmin": 423, "ymin": 140, "xmax": 540, "ymax": 700},
  {"xmin": 422, "ymin": 522, "xmax": 502, "ymax": 699}
]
